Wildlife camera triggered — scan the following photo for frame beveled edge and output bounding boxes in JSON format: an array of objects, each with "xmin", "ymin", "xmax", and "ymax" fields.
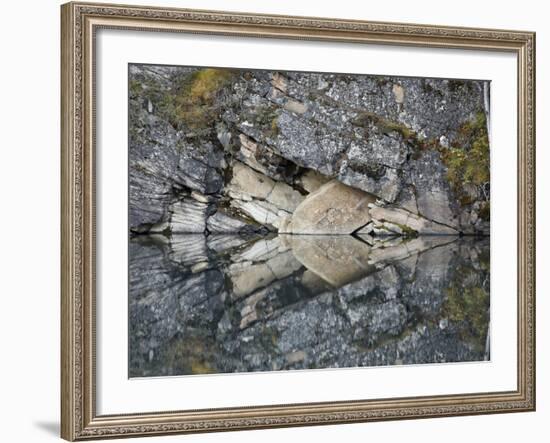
[{"xmin": 60, "ymin": 1, "xmax": 536, "ymax": 441}]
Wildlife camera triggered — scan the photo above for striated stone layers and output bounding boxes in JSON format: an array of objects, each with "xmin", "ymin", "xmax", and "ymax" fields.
[{"xmin": 129, "ymin": 64, "xmax": 490, "ymax": 236}]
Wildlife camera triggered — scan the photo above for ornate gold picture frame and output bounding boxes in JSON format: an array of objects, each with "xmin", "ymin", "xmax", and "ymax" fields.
[{"xmin": 61, "ymin": 2, "xmax": 535, "ymax": 440}]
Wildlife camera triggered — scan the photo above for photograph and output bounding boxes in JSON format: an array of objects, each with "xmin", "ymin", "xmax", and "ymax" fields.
[{"xmin": 128, "ymin": 64, "xmax": 491, "ymax": 377}]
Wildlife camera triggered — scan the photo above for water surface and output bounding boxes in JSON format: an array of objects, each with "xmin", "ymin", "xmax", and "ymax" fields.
[{"xmin": 129, "ymin": 234, "xmax": 490, "ymax": 377}]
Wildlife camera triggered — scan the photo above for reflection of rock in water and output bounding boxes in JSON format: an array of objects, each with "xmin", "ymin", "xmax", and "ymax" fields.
[
  {"xmin": 285, "ymin": 235, "xmax": 374, "ymax": 287},
  {"xmin": 129, "ymin": 234, "xmax": 490, "ymax": 377}
]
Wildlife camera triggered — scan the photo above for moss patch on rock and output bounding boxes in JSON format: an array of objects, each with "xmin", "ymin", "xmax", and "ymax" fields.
[
  {"xmin": 131, "ymin": 68, "xmax": 238, "ymax": 136},
  {"xmin": 251, "ymin": 103, "xmax": 280, "ymax": 138},
  {"xmin": 439, "ymin": 112, "xmax": 490, "ymax": 205},
  {"xmin": 352, "ymin": 111, "xmax": 415, "ymax": 140},
  {"xmin": 169, "ymin": 68, "xmax": 237, "ymax": 135},
  {"xmin": 395, "ymin": 223, "xmax": 419, "ymax": 237}
]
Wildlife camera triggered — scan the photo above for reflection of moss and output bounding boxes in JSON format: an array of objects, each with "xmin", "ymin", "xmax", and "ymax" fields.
[
  {"xmin": 259, "ymin": 325, "xmax": 279, "ymax": 349},
  {"xmin": 478, "ymin": 246, "xmax": 490, "ymax": 272},
  {"xmin": 442, "ymin": 264, "xmax": 490, "ymax": 352},
  {"xmin": 190, "ymin": 361, "xmax": 216, "ymax": 375},
  {"xmin": 447, "ymin": 79, "xmax": 466, "ymax": 92},
  {"xmin": 162, "ymin": 335, "xmax": 218, "ymax": 375}
]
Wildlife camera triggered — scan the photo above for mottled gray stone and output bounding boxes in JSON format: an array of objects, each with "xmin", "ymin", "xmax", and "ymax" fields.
[
  {"xmin": 176, "ymin": 145, "xmax": 224, "ymax": 195},
  {"xmin": 407, "ymin": 151, "xmax": 459, "ymax": 228},
  {"xmin": 129, "ymin": 112, "xmax": 180, "ymax": 230}
]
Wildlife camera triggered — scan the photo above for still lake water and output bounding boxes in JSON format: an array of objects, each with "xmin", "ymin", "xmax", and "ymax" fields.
[{"xmin": 129, "ymin": 234, "xmax": 490, "ymax": 377}]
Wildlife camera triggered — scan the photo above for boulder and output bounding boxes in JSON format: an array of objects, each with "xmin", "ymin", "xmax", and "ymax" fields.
[
  {"xmin": 267, "ymin": 182, "xmax": 304, "ymax": 213},
  {"xmin": 227, "ymin": 161, "xmax": 275, "ymax": 200},
  {"xmin": 282, "ymin": 180, "xmax": 376, "ymax": 234},
  {"xmin": 296, "ymin": 169, "xmax": 331, "ymax": 193}
]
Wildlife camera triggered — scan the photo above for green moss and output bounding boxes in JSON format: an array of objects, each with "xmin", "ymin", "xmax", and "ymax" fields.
[
  {"xmin": 129, "ymin": 79, "xmax": 143, "ymax": 98},
  {"xmin": 352, "ymin": 111, "xmax": 415, "ymax": 141},
  {"xmin": 130, "ymin": 68, "xmax": 237, "ymax": 135},
  {"xmin": 406, "ymin": 111, "xmax": 490, "ymax": 209},
  {"xmin": 381, "ymin": 120, "xmax": 415, "ymax": 139},
  {"xmin": 186, "ymin": 68, "xmax": 235, "ymax": 102},
  {"xmin": 169, "ymin": 68, "xmax": 237, "ymax": 134},
  {"xmin": 447, "ymin": 79, "xmax": 466, "ymax": 92},
  {"xmin": 439, "ymin": 112, "xmax": 490, "ymax": 206},
  {"xmin": 270, "ymin": 116, "xmax": 279, "ymax": 137},
  {"xmin": 459, "ymin": 194, "xmax": 475, "ymax": 206},
  {"xmin": 130, "ymin": 76, "xmax": 170, "ymax": 109},
  {"xmin": 252, "ymin": 103, "xmax": 280, "ymax": 138},
  {"xmin": 394, "ymin": 223, "xmax": 418, "ymax": 237},
  {"xmin": 258, "ymin": 325, "xmax": 280, "ymax": 349},
  {"xmin": 478, "ymin": 201, "xmax": 490, "ymax": 221}
]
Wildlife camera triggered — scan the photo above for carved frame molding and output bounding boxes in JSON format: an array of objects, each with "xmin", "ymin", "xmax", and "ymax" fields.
[{"xmin": 61, "ymin": 2, "xmax": 535, "ymax": 440}]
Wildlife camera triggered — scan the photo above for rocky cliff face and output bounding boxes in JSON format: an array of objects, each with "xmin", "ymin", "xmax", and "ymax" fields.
[{"xmin": 129, "ymin": 64, "xmax": 490, "ymax": 237}]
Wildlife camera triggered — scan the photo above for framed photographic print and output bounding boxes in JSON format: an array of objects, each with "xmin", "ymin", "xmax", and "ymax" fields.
[{"xmin": 61, "ymin": 1, "xmax": 536, "ymax": 440}]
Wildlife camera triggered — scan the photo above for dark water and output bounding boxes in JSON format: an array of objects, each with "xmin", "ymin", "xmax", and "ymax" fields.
[{"xmin": 129, "ymin": 234, "xmax": 490, "ymax": 377}]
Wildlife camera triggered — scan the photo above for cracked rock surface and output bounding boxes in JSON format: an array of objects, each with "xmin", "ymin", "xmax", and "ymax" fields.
[{"xmin": 129, "ymin": 65, "xmax": 491, "ymax": 237}]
